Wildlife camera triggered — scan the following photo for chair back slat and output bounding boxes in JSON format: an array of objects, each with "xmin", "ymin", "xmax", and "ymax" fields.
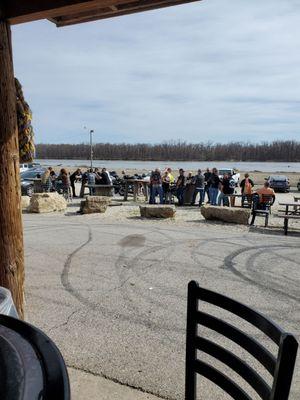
[
  {"xmin": 196, "ymin": 337, "xmax": 271, "ymax": 400},
  {"xmin": 271, "ymin": 334, "xmax": 298, "ymax": 400},
  {"xmin": 195, "ymin": 285, "xmax": 283, "ymax": 344},
  {"xmin": 185, "ymin": 280, "xmax": 298, "ymax": 400},
  {"xmin": 194, "ymin": 360, "xmax": 252, "ymax": 400},
  {"xmin": 196, "ymin": 311, "xmax": 276, "ymax": 375},
  {"xmin": 261, "ymin": 194, "xmax": 274, "ymax": 204}
]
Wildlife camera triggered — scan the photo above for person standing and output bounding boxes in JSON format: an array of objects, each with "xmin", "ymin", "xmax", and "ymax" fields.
[
  {"xmin": 87, "ymin": 168, "xmax": 96, "ymax": 195},
  {"xmin": 100, "ymin": 168, "xmax": 112, "ymax": 185},
  {"xmin": 208, "ymin": 168, "xmax": 221, "ymax": 206},
  {"xmin": 149, "ymin": 168, "xmax": 163, "ymax": 204},
  {"xmin": 41, "ymin": 167, "xmax": 52, "ymax": 193},
  {"xmin": 191, "ymin": 169, "xmax": 205, "ymax": 206},
  {"xmin": 162, "ymin": 170, "xmax": 171, "ymax": 203},
  {"xmin": 50, "ymin": 170, "xmax": 57, "ymax": 191},
  {"xmin": 176, "ymin": 169, "xmax": 186, "ymax": 206},
  {"xmin": 58, "ymin": 168, "xmax": 71, "ymax": 198},
  {"xmin": 218, "ymin": 173, "xmax": 233, "ymax": 206},
  {"xmin": 240, "ymin": 173, "xmax": 254, "ymax": 207},
  {"xmin": 70, "ymin": 168, "xmax": 81, "ymax": 198},
  {"xmin": 184, "ymin": 172, "xmax": 195, "ymax": 205},
  {"xmin": 204, "ymin": 168, "xmax": 212, "ymax": 203},
  {"xmin": 80, "ymin": 169, "xmax": 88, "ymax": 198},
  {"xmin": 166, "ymin": 167, "xmax": 175, "ymax": 184}
]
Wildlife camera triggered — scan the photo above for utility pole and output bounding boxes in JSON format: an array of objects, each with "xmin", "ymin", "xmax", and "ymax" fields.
[{"xmin": 90, "ymin": 129, "xmax": 94, "ymax": 169}]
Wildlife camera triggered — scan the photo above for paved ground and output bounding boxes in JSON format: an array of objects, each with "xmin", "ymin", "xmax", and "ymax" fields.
[
  {"xmin": 68, "ymin": 367, "xmax": 160, "ymax": 399},
  {"xmin": 23, "ymin": 200, "xmax": 300, "ymax": 399}
]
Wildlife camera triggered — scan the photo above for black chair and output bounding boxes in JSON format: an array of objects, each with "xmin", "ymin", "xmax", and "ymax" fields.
[
  {"xmin": 0, "ymin": 314, "xmax": 70, "ymax": 400},
  {"xmin": 250, "ymin": 194, "xmax": 275, "ymax": 227},
  {"xmin": 185, "ymin": 280, "xmax": 298, "ymax": 400}
]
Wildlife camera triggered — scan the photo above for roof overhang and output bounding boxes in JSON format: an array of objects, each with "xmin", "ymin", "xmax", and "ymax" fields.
[{"xmin": 3, "ymin": 0, "xmax": 201, "ymax": 27}]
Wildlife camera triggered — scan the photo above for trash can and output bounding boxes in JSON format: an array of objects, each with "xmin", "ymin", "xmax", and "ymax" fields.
[{"xmin": 0, "ymin": 287, "xmax": 18, "ymax": 318}]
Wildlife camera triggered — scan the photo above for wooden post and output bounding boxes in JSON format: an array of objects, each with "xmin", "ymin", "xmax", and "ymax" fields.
[{"xmin": 0, "ymin": 20, "xmax": 25, "ymax": 318}]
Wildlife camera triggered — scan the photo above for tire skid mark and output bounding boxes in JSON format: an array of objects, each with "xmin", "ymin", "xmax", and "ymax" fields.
[
  {"xmin": 60, "ymin": 224, "xmax": 185, "ymax": 338},
  {"xmin": 61, "ymin": 225, "xmax": 95, "ymax": 308},
  {"xmin": 224, "ymin": 244, "xmax": 300, "ymax": 302}
]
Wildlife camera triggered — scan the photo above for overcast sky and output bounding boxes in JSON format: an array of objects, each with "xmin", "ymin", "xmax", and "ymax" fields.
[{"xmin": 12, "ymin": 0, "xmax": 300, "ymax": 144}]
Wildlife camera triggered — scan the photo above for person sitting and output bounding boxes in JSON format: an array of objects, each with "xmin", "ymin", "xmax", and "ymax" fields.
[
  {"xmin": 149, "ymin": 168, "xmax": 163, "ymax": 204},
  {"xmin": 252, "ymin": 181, "xmax": 275, "ymax": 210},
  {"xmin": 97, "ymin": 168, "xmax": 108, "ymax": 185}
]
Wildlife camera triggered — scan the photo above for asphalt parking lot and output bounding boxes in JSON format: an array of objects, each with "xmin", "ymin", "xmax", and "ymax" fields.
[{"xmin": 23, "ymin": 209, "xmax": 300, "ymax": 399}]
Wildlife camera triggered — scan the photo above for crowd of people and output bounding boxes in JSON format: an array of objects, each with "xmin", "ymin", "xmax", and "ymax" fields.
[
  {"xmin": 149, "ymin": 167, "xmax": 231, "ymax": 206},
  {"xmin": 148, "ymin": 167, "xmax": 275, "ymax": 207},
  {"xmin": 40, "ymin": 167, "xmax": 113, "ymax": 197},
  {"xmin": 39, "ymin": 166, "xmax": 276, "ymax": 208}
]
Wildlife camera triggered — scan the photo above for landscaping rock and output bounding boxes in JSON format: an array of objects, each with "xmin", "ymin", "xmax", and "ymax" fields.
[
  {"xmin": 139, "ymin": 205, "xmax": 176, "ymax": 218},
  {"xmin": 201, "ymin": 205, "xmax": 250, "ymax": 225},
  {"xmin": 28, "ymin": 192, "xmax": 67, "ymax": 213},
  {"xmin": 21, "ymin": 196, "xmax": 30, "ymax": 211},
  {"xmin": 80, "ymin": 196, "xmax": 110, "ymax": 214}
]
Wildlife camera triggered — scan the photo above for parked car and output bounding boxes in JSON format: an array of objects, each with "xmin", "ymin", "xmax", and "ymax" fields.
[
  {"xmin": 218, "ymin": 168, "xmax": 240, "ymax": 185},
  {"xmin": 20, "ymin": 168, "xmax": 45, "ymax": 196},
  {"xmin": 19, "ymin": 162, "xmax": 41, "ymax": 173},
  {"xmin": 266, "ymin": 175, "xmax": 290, "ymax": 192}
]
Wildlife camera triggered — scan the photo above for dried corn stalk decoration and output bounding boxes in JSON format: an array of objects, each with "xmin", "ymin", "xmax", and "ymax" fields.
[{"xmin": 15, "ymin": 78, "xmax": 35, "ymax": 162}]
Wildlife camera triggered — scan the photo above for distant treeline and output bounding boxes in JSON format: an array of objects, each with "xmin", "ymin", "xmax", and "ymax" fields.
[{"xmin": 35, "ymin": 140, "xmax": 300, "ymax": 162}]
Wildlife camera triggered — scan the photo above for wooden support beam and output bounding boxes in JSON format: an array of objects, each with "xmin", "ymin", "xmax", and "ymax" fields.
[{"xmin": 0, "ymin": 20, "xmax": 25, "ymax": 318}]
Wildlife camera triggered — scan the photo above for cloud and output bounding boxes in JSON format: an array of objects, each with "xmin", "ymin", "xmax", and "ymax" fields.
[{"xmin": 12, "ymin": 0, "xmax": 300, "ymax": 144}]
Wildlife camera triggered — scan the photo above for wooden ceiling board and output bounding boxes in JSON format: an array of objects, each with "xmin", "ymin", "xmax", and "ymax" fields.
[
  {"xmin": 53, "ymin": 0, "xmax": 199, "ymax": 26},
  {"xmin": 3, "ymin": 0, "xmax": 201, "ymax": 26}
]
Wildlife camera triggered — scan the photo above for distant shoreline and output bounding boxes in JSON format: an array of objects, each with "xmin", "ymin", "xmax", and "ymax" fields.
[{"xmin": 35, "ymin": 157, "xmax": 300, "ymax": 163}]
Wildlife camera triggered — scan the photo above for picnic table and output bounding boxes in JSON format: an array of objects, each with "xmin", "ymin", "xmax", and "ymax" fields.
[
  {"xmin": 278, "ymin": 202, "xmax": 300, "ymax": 235},
  {"xmin": 227, "ymin": 193, "xmax": 243, "ymax": 207},
  {"xmin": 87, "ymin": 184, "xmax": 114, "ymax": 197},
  {"xmin": 123, "ymin": 179, "xmax": 149, "ymax": 202}
]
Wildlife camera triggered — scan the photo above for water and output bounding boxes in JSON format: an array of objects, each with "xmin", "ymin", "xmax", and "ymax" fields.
[{"xmin": 35, "ymin": 159, "xmax": 300, "ymax": 173}]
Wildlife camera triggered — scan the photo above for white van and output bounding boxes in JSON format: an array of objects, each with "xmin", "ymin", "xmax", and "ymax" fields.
[{"xmin": 19, "ymin": 163, "xmax": 41, "ymax": 173}]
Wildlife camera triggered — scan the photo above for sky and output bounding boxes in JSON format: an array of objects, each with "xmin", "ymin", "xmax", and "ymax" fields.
[{"xmin": 12, "ymin": 0, "xmax": 300, "ymax": 144}]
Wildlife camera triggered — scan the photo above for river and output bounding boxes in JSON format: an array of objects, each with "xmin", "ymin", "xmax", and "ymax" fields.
[{"xmin": 35, "ymin": 159, "xmax": 300, "ymax": 173}]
